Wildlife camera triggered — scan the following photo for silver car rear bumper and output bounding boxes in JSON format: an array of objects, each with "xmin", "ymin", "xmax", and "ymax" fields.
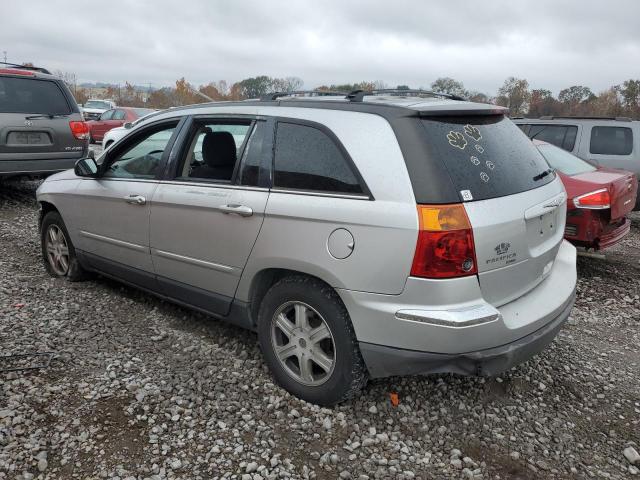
[
  {"xmin": 338, "ymin": 240, "xmax": 577, "ymax": 377},
  {"xmin": 359, "ymin": 288, "xmax": 574, "ymax": 378}
]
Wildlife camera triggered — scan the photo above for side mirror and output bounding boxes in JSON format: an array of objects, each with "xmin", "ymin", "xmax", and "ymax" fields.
[
  {"xmin": 123, "ymin": 122, "xmax": 133, "ymax": 129},
  {"xmin": 74, "ymin": 157, "xmax": 99, "ymax": 178}
]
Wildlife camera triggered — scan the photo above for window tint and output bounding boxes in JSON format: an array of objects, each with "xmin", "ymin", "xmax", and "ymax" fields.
[
  {"xmin": 525, "ymin": 124, "xmax": 578, "ymax": 151},
  {"xmin": 112, "ymin": 109, "xmax": 126, "ymax": 121},
  {"xmin": 274, "ymin": 122, "xmax": 363, "ymax": 194},
  {"xmin": 239, "ymin": 121, "xmax": 267, "ymax": 187},
  {"xmin": 178, "ymin": 122, "xmax": 251, "ymax": 182},
  {"xmin": 0, "ymin": 77, "xmax": 70, "ymax": 114},
  {"xmin": 100, "ymin": 110, "xmax": 114, "ymax": 121},
  {"xmin": 419, "ymin": 116, "xmax": 555, "ymax": 202},
  {"xmin": 536, "ymin": 143, "xmax": 596, "ymax": 176},
  {"xmin": 103, "ymin": 124, "xmax": 176, "ymax": 179},
  {"xmin": 590, "ymin": 126, "xmax": 633, "ymax": 155}
]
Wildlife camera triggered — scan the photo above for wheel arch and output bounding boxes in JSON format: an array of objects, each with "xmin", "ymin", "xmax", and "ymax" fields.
[
  {"xmin": 245, "ymin": 267, "xmax": 342, "ymax": 328},
  {"xmin": 38, "ymin": 200, "xmax": 60, "ymax": 229}
]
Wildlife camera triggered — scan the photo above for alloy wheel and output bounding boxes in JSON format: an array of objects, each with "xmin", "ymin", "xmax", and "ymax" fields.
[
  {"xmin": 270, "ymin": 301, "xmax": 336, "ymax": 386},
  {"xmin": 45, "ymin": 225, "xmax": 70, "ymax": 276}
]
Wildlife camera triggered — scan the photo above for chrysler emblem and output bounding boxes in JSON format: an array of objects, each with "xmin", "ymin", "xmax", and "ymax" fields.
[{"xmin": 24, "ymin": 120, "xmax": 34, "ymax": 127}]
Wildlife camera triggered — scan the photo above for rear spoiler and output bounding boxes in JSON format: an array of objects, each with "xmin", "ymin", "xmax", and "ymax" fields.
[{"xmin": 415, "ymin": 103, "xmax": 509, "ymax": 117}]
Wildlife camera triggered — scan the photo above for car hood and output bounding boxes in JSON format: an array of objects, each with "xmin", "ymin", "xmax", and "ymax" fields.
[
  {"xmin": 44, "ymin": 169, "xmax": 78, "ymax": 182},
  {"xmin": 82, "ymin": 108, "xmax": 106, "ymax": 114}
]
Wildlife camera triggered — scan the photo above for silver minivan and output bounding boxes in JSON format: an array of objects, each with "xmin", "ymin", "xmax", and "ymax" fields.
[{"xmin": 36, "ymin": 91, "xmax": 576, "ymax": 405}]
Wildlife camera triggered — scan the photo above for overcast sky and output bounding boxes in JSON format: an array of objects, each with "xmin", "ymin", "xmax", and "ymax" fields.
[{"xmin": 2, "ymin": 0, "xmax": 639, "ymax": 95}]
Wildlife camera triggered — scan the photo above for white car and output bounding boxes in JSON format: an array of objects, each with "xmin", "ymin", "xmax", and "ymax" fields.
[
  {"xmin": 81, "ymin": 99, "xmax": 116, "ymax": 121},
  {"xmin": 102, "ymin": 111, "xmax": 159, "ymax": 150}
]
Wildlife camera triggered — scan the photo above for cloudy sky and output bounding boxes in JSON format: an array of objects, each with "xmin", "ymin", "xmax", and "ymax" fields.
[{"xmin": 2, "ymin": 0, "xmax": 639, "ymax": 95}]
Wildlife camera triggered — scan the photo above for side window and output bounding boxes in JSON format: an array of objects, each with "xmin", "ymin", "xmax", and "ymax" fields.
[
  {"xmin": 239, "ymin": 121, "xmax": 267, "ymax": 187},
  {"xmin": 274, "ymin": 122, "xmax": 364, "ymax": 194},
  {"xmin": 100, "ymin": 110, "xmax": 114, "ymax": 121},
  {"xmin": 112, "ymin": 109, "xmax": 126, "ymax": 121},
  {"xmin": 528, "ymin": 124, "xmax": 578, "ymax": 151},
  {"xmin": 590, "ymin": 126, "xmax": 633, "ymax": 155},
  {"xmin": 177, "ymin": 121, "xmax": 251, "ymax": 182},
  {"xmin": 103, "ymin": 124, "xmax": 176, "ymax": 179}
]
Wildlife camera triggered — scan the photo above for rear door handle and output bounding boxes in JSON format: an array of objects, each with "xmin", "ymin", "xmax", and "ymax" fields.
[
  {"xmin": 124, "ymin": 194, "xmax": 146, "ymax": 205},
  {"xmin": 219, "ymin": 204, "xmax": 253, "ymax": 217}
]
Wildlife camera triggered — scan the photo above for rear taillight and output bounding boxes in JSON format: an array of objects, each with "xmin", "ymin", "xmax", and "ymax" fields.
[
  {"xmin": 573, "ymin": 188, "xmax": 610, "ymax": 209},
  {"xmin": 411, "ymin": 204, "xmax": 478, "ymax": 279},
  {"xmin": 69, "ymin": 121, "xmax": 89, "ymax": 140}
]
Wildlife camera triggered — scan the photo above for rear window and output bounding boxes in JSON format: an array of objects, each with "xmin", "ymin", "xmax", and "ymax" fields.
[
  {"xmin": 590, "ymin": 126, "xmax": 633, "ymax": 155},
  {"xmin": 0, "ymin": 77, "xmax": 71, "ymax": 115},
  {"xmin": 519, "ymin": 123, "xmax": 578, "ymax": 151},
  {"xmin": 536, "ymin": 143, "xmax": 596, "ymax": 176},
  {"xmin": 419, "ymin": 116, "xmax": 555, "ymax": 202}
]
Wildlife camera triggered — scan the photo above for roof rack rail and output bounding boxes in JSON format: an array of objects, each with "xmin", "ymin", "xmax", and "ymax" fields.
[
  {"xmin": 0, "ymin": 61, "xmax": 51, "ymax": 75},
  {"xmin": 538, "ymin": 115, "xmax": 632, "ymax": 122},
  {"xmin": 260, "ymin": 90, "xmax": 350, "ymax": 101},
  {"xmin": 346, "ymin": 88, "xmax": 467, "ymax": 102}
]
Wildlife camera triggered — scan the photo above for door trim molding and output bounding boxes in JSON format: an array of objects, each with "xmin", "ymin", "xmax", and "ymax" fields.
[
  {"xmin": 80, "ymin": 230, "xmax": 148, "ymax": 252},
  {"xmin": 153, "ymin": 248, "xmax": 238, "ymax": 274}
]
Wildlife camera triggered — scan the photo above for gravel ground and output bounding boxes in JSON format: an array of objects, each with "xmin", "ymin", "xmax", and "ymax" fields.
[{"xmin": 0, "ymin": 179, "xmax": 639, "ymax": 480}]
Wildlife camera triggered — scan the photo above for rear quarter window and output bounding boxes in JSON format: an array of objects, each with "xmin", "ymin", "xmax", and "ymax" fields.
[
  {"xmin": 274, "ymin": 122, "xmax": 364, "ymax": 195},
  {"xmin": 0, "ymin": 77, "xmax": 71, "ymax": 115},
  {"xmin": 589, "ymin": 126, "xmax": 633, "ymax": 155},
  {"xmin": 419, "ymin": 116, "xmax": 555, "ymax": 202}
]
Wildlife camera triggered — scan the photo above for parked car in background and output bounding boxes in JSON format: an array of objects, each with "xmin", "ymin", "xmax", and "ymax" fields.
[
  {"xmin": 81, "ymin": 99, "xmax": 116, "ymax": 121},
  {"xmin": 514, "ymin": 117, "xmax": 640, "ymax": 209},
  {"xmin": 87, "ymin": 107, "xmax": 155, "ymax": 143},
  {"xmin": 37, "ymin": 90, "xmax": 576, "ymax": 405},
  {"xmin": 534, "ymin": 139, "xmax": 637, "ymax": 250},
  {"xmin": 0, "ymin": 64, "xmax": 89, "ymax": 178},
  {"xmin": 101, "ymin": 110, "xmax": 159, "ymax": 150}
]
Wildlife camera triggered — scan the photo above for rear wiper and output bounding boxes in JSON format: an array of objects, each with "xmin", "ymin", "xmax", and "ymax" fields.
[
  {"xmin": 25, "ymin": 113, "xmax": 69, "ymax": 120},
  {"xmin": 533, "ymin": 168, "xmax": 554, "ymax": 182}
]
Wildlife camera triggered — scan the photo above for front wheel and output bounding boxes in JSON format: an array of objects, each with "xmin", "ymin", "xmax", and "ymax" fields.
[
  {"xmin": 41, "ymin": 211, "xmax": 87, "ymax": 281},
  {"xmin": 257, "ymin": 276, "xmax": 368, "ymax": 405}
]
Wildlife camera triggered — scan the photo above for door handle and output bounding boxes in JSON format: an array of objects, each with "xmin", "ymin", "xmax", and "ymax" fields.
[
  {"xmin": 124, "ymin": 194, "xmax": 146, "ymax": 205},
  {"xmin": 219, "ymin": 204, "xmax": 253, "ymax": 217}
]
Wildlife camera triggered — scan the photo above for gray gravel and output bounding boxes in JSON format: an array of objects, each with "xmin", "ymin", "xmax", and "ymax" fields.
[{"xmin": 0, "ymin": 179, "xmax": 639, "ymax": 479}]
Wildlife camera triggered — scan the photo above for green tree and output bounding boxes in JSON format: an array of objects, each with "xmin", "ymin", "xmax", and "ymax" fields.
[
  {"xmin": 236, "ymin": 76, "xmax": 273, "ymax": 98},
  {"xmin": 430, "ymin": 77, "xmax": 468, "ymax": 98},
  {"xmin": 496, "ymin": 77, "xmax": 530, "ymax": 116}
]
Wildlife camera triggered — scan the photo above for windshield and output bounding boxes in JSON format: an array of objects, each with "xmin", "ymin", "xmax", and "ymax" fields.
[
  {"xmin": 85, "ymin": 100, "xmax": 111, "ymax": 109},
  {"xmin": 419, "ymin": 115, "xmax": 555, "ymax": 202},
  {"xmin": 536, "ymin": 142, "xmax": 597, "ymax": 176},
  {"xmin": 0, "ymin": 77, "xmax": 71, "ymax": 115}
]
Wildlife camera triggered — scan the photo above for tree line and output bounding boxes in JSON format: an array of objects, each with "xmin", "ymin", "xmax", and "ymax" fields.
[{"xmin": 58, "ymin": 71, "xmax": 640, "ymax": 119}]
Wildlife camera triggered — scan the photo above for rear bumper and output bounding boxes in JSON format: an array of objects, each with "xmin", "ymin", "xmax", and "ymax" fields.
[
  {"xmin": 360, "ymin": 288, "xmax": 574, "ymax": 378},
  {"xmin": 599, "ymin": 217, "xmax": 630, "ymax": 249},
  {"xmin": 338, "ymin": 240, "xmax": 577, "ymax": 377},
  {"xmin": 0, "ymin": 158, "xmax": 78, "ymax": 177}
]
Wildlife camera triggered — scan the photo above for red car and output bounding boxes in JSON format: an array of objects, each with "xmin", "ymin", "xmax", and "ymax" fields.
[
  {"xmin": 86, "ymin": 107, "xmax": 154, "ymax": 143},
  {"xmin": 534, "ymin": 140, "xmax": 638, "ymax": 250}
]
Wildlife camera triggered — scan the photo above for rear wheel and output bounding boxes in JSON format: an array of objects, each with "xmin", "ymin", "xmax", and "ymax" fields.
[
  {"xmin": 41, "ymin": 211, "xmax": 87, "ymax": 281},
  {"xmin": 257, "ymin": 276, "xmax": 368, "ymax": 405}
]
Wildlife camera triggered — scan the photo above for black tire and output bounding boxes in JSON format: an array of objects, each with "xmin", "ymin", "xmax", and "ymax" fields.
[
  {"xmin": 257, "ymin": 275, "xmax": 368, "ymax": 405},
  {"xmin": 41, "ymin": 211, "xmax": 88, "ymax": 281}
]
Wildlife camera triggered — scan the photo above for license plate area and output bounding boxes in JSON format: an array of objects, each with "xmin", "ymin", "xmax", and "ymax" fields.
[
  {"xmin": 526, "ymin": 209, "xmax": 560, "ymax": 250},
  {"xmin": 7, "ymin": 131, "xmax": 52, "ymax": 146}
]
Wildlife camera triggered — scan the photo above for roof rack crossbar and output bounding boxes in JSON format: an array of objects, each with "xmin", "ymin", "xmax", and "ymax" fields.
[
  {"xmin": 0, "ymin": 61, "xmax": 51, "ymax": 75},
  {"xmin": 260, "ymin": 90, "xmax": 350, "ymax": 101},
  {"xmin": 347, "ymin": 88, "xmax": 466, "ymax": 102}
]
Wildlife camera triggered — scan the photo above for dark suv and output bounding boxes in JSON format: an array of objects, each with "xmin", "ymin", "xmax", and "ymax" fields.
[{"xmin": 0, "ymin": 64, "xmax": 89, "ymax": 179}]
